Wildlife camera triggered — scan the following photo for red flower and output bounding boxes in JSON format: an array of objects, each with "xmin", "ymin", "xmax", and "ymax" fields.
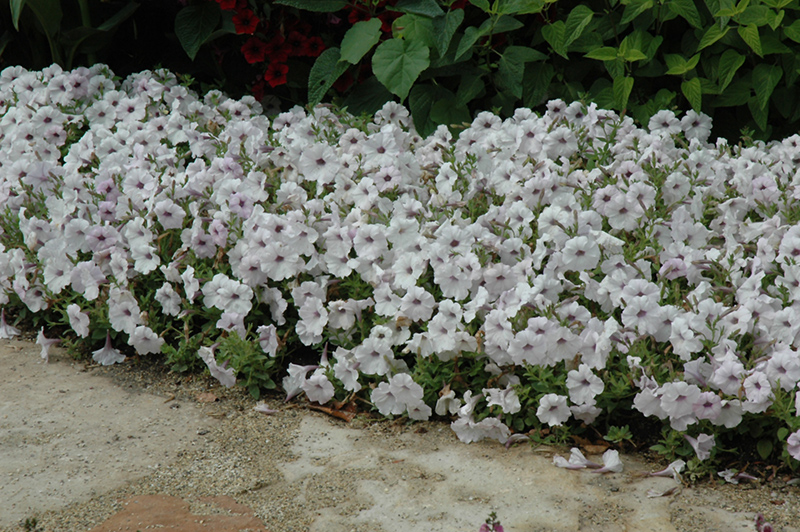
[
  {"xmin": 285, "ymin": 31, "xmax": 306, "ymax": 56},
  {"xmin": 241, "ymin": 37, "xmax": 269, "ymax": 64},
  {"xmin": 264, "ymin": 61, "xmax": 289, "ymax": 87},
  {"xmin": 450, "ymin": 0, "xmax": 468, "ymax": 9},
  {"xmin": 378, "ymin": 11, "xmax": 400, "ymax": 33},
  {"xmin": 233, "ymin": 8, "xmax": 260, "ymax": 34},
  {"xmin": 214, "ymin": 0, "xmax": 238, "ymax": 10},
  {"xmin": 301, "ymin": 36, "xmax": 325, "ymax": 57},
  {"xmin": 251, "ymin": 78, "xmax": 266, "ymax": 101},
  {"xmin": 347, "ymin": 8, "xmax": 371, "ymax": 24}
]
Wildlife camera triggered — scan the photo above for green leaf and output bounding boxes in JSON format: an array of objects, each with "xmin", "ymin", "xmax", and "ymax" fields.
[
  {"xmin": 432, "ymin": 8, "xmax": 464, "ymax": 57},
  {"xmin": 454, "ymin": 25, "xmax": 487, "ymax": 61},
  {"xmin": 778, "ymin": 427, "xmax": 790, "ymax": 440},
  {"xmin": 738, "ymin": 5, "xmax": 769, "ymax": 25},
  {"xmin": 766, "ymin": 9, "xmax": 784, "ymax": 30},
  {"xmin": 717, "ymin": 79, "xmax": 751, "ymax": 106},
  {"xmin": 469, "ymin": 0, "xmax": 491, "ymax": 11},
  {"xmin": 10, "ymin": 0, "xmax": 25, "ymax": 30},
  {"xmin": 456, "ymin": 74, "xmax": 485, "ymax": 106},
  {"xmin": 273, "ymin": 0, "xmax": 347, "ymax": 11},
  {"xmin": 308, "ymin": 47, "xmax": 349, "ymax": 106},
  {"xmin": 756, "ymin": 438, "xmax": 773, "ymax": 460},
  {"xmin": 664, "ymin": 53, "xmax": 700, "ymax": 74},
  {"xmin": 372, "ymin": 38, "xmax": 430, "ymax": 100},
  {"xmin": 752, "ymin": 62, "xmax": 782, "ymax": 110},
  {"xmin": 585, "ymin": 46, "xmax": 619, "ymax": 61},
  {"xmin": 622, "ymin": 48, "xmax": 648, "ymax": 62},
  {"xmin": 697, "ymin": 23, "xmax": 730, "ymax": 51},
  {"xmin": 715, "ymin": 0, "xmax": 750, "ymax": 16},
  {"xmin": 497, "ymin": 46, "xmax": 547, "ymax": 98},
  {"xmin": 621, "ymin": 0, "xmax": 654, "ymax": 24},
  {"xmin": 784, "ymin": 19, "xmax": 800, "ymax": 43},
  {"xmin": 497, "ymin": 0, "xmax": 546, "ymax": 14},
  {"xmin": 682, "ymin": 77, "xmax": 702, "ymax": 109},
  {"xmin": 717, "ymin": 49, "xmax": 746, "ymax": 91},
  {"xmin": 492, "ymin": 15, "xmax": 525, "ymax": 33},
  {"xmin": 175, "ymin": 3, "xmax": 220, "ymax": 61},
  {"xmin": 340, "ymin": 18, "xmax": 382, "ymax": 64},
  {"xmin": 396, "ymin": 0, "xmax": 444, "ymax": 17},
  {"xmin": 409, "ymin": 84, "xmax": 448, "ymax": 136},
  {"xmin": 96, "ymin": 1, "xmax": 140, "ymax": 32},
  {"xmin": 341, "ymin": 76, "xmax": 394, "ymax": 115},
  {"xmin": 613, "ymin": 76, "xmax": 634, "ymax": 110},
  {"xmin": 563, "ymin": 5, "xmax": 594, "ymax": 50},
  {"xmin": 430, "ymin": 98, "xmax": 472, "ymax": 130},
  {"xmin": 542, "ymin": 21, "xmax": 566, "ymax": 58},
  {"xmin": 668, "ymin": 0, "xmax": 703, "ymax": 28},
  {"xmin": 393, "ymin": 13, "xmax": 435, "ymax": 48},
  {"xmin": 738, "ymin": 24, "xmax": 762, "ymax": 56},
  {"xmin": 522, "ymin": 62, "xmax": 554, "ymax": 108}
]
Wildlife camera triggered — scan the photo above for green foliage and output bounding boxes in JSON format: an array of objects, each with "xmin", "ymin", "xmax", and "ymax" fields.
[
  {"xmin": 216, "ymin": 331, "xmax": 278, "ymax": 400},
  {"xmin": 2, "ymin": 0, "xmax": 139, "ymax": 69}
]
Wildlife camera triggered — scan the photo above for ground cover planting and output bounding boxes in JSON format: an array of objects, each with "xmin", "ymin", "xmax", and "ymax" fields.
[{"xmin": 1, "ymin": 64, "xmax": 799, "ymax": 481}]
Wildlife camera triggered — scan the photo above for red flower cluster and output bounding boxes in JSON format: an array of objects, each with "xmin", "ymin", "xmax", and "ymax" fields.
[{"xmin": 214, "ymin": 1, "xmax": 326, "ymax": 90}]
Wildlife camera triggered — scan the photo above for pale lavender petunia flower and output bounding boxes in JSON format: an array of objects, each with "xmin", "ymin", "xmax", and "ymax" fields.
[
  {"xmin": 684, "ymin": 433, "xmax": 715, "ymax": 461},
  {"xmin": 66, "ymin": 303, "xmax": 90, "ymax": 338},
  {"xmin": 0, "ymin": 308, "xmax": 20, "ymax": 339},
  {"xmin": 36, "ymin": 327, "xmax": 60, "ymax": 362},
  {"xmin": 92, "ymin": 332, "xmax": 125, "ymax": 366},
  {"xmin": 198, "ymin": 345, "xmax": 236, "ymax": 388}
]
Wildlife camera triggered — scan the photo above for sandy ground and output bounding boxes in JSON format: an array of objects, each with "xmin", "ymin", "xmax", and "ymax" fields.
[{"xmin": 2, "ymin": 337, "xmax": 800, "ymax": 532}]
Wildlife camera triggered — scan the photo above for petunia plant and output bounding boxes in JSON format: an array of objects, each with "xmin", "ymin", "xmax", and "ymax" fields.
[{"xmin": 1, "ymin": 63, "xmax": 800, "ymax": 477}]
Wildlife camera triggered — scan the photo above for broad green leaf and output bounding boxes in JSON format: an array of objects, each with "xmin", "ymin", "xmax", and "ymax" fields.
[
  {"xmin": 748, "ymin": 96, "xmax": 768, "ymax": 131},
  {"xmin": 308, "ymin": 47, "xmax": 349, "ymax": 106},
  {"xmin": 396, "ymin": 0, "xmax": 444, "ymax": 17},
  {"xmin": 605, "ymin": 58, "xmax": 625, "ymax": 79},
  {"xmin": 497, "ymin": 46, "xmax": 547, "ymax": 98},
  {"xmin": 372, "ymin": 38, "xmax": 430, "ymax": 100},
  {"xmin": 175, "ymin": 3, "xmax": 220, "ymax": 61},
  {"xmin": 664, "ymin": 54, "xmax": 689, "ymax": 74},
  {"xmin": 273, "ymin": 0, "xmax": 347, "ymax": 11},
  {"xmin": 430, "ymin": 98, "xmax": 472, "ymax": 131},
  {"xmin": 469, "ymin": 0, "xmax": 491, "ymax": 11},
  {"xmin": 522, "ymin": 62, "xmax": 554, "ymax": 108},
  {"xmin": 340, "ymin": 18, "xmax": 382, "ymax": 64},
  {"xmin": 718, "ymin": 49, "xmax": 745, "ymax": 91},
  {"xmin": 681, "ymin": 78, "xmax": 702, "ymax": 109},
  {"xmin": 697, "ymin": 23, "xmax": 730, "ymax": 51},
  {"xmin": 432, "ymin": 9, "xmax": 464, "ymax": 57},
  {"xmin": 715, "ymin": 0, "xmax": 750, "ymax": 16},
  {"xmin": 409, "ymin": 84, "xmax": 451, "ymax": 137},
  {"xmin": 454, "ymin": 25, "xmax": 487, "ymax": 61},
  {"xmin": 738, "ymin": 5, "xmax": 770, "ymax": 25},
  {"xmin": 717, "ymin": 79, "xmax": 751, "ymax": 106},
  {"xmin": 542, "ymin": 22, "xmax": 567, "ymax": 58},
  {"xmin": 393, "ymin": 14, "xmax": 435, "ymax": 48},
  {"xmin": 456, "ymin": 74, "xmax": 485, "ymax": 106},
  {"xmin": 784, "ymin": 19, "xmax": 800, "ymax": 43},
  {"xmin": 765, "ymin": 9, "xmax": 785, "ymax": 30},
  {"xmin": 341, "ymin": 76, "xmax": 394, "ymax": 115},
  {"xmin": 563, "ymin": 5, "xmax": 594, "ymax": 50},
  {"xmin": 738, "ymin": 24, "xmax": 762, "ymax": 56},
  {"xmin": 492, "ymin": 15, "xmax": 525, "ymax": 33},
  {"xmin": 756, "ymin": 438, "xmax": 773, "ymax": 460},
  {"xmin": 497, "ymin": 0, "xmax": 546, "ymax": 14},
  {"xmin": 614, "ymin": 76, "xmax": 634, "ymax": 111},
  {"xmin": 621, "ymin": 0, "xmax": 654, "ymax": 24},
  {"xmin": 585, "ymin": 46, "xmax": 618, "ymax": 61},
  {"xmin": 668, "ymin": 0, "xmax": 703, "ymax": 28},
  {"xmin": 752, "ymin": 62, "xmax": 782, "ymax": 110},
  {"xmin": 761, "ymin": 29, "xmax": 790, "ymax": 54},
  {"xmin": 621, "ymin": 48, "xmax": 648, "ymax": 62}
]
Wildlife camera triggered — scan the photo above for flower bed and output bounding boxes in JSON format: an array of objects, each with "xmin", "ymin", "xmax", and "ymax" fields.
[{"xmin": 1, "ymin": 64, "xmax": 799, "ymax": 476}]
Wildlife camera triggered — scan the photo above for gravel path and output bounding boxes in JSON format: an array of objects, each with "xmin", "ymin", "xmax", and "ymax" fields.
[{"xmin": 3, "ymin": 338, "xmax": 800, "ymax": 532}]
